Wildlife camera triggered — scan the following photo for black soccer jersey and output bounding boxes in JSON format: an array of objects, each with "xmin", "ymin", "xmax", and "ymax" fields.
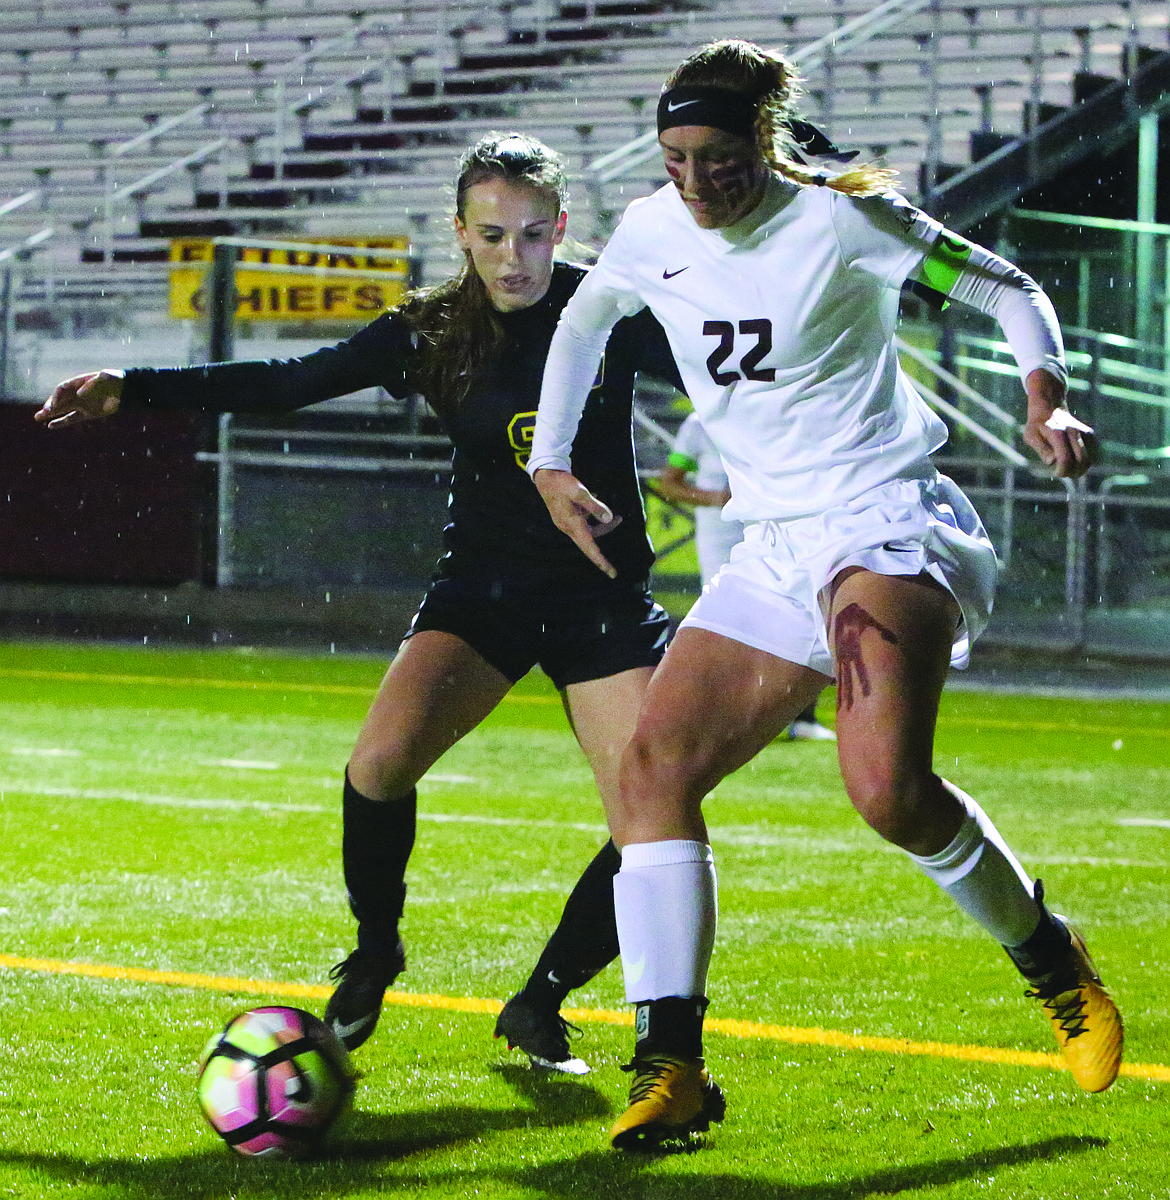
[{"xmin": 119, "ymin": 263, "xmax": 680, "ymax": 584}]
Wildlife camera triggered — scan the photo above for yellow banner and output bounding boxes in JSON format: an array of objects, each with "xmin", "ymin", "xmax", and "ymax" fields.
[{"xmin": 169, "ymin": 237, "xmax": 412, "ymax": 321}]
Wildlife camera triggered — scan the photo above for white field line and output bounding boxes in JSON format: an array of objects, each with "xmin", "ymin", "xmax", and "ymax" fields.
[
  {"xmin": 1, "ymin": 783, "xmax": 609, "ymax": 832},
  {"xmin": 2, "ymin": 783, "xmax": 1164, "ymax": 865}
]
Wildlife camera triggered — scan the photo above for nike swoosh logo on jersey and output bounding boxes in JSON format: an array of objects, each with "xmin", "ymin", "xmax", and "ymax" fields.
[
  {"xmin": 882, "ymin": 540, "xmax": 916, "ymax": 553},
  {"xmin": 662, "ymin": 267, "xmax": 690, "ymax": 279},
  {"xmin": 666, "ymin": 98, "xmax": 701, "ymax": 112}
]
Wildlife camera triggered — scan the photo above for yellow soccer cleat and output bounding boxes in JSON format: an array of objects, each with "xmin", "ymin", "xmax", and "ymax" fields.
[
  {"xmin": 609, "ymin": 1055, "xmax": 726, "ymax": 1151},
  {"xmin": 1025, "ymin": 921, "xmax": 1123, "ymax": 1093}
]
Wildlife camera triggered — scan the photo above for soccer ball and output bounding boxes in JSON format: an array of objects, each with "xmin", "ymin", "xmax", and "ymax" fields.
[{"xmin": 196, "ymin": 1006, "xmax": 355, "ymax": 1158}]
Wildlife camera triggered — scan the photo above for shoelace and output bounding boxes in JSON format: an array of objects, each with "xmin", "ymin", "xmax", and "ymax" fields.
[
  {"xmin": 620, "ymin": 1058, "xmax": 676, "ymax": 1103},
  {"xmin": 328, "ymin": 948, "xmax": 401, "ymax": 984},
  {"xmin": 556, "ymin": 1015, "xmax": 584, "ymax": 1042},
  {"xmin": 1027, "ymin": 984, "xmax": 1090, "ymax": 1040},
  {"xmin": 328, "ymin": 951, "xmax": 361, "ymax": 982},
  {"xmin": 531, "ymin": 1013, "xmax": 581, "ymax": 1055}
]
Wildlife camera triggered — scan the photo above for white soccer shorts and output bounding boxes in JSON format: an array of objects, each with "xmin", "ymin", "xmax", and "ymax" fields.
[{"xmin": 678, "ymin": 474, "xmax": 998, "ymax": 675}]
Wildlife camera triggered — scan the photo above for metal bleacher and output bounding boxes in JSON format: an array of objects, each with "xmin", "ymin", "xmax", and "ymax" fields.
[
  {"xmin": 1, "ymin": 0, "xmax": 1167, "ymax": 292},
  {"xmin": 3, "ymin": 1, "xmax": 1170, "ymax": 650}
]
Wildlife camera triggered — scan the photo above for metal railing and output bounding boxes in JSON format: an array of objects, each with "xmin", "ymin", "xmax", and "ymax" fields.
[
  {"xmin": 270, "ymin": 20, "xmax": 396, "ymax": 181},
  {"xmin": 585, "ymin": 0, "xmax": 935, "ymax": 185}
]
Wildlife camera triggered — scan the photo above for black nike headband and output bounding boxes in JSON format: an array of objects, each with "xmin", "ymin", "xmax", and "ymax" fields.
[{"xmin": 656, "ymin": 86, "xmax": 760, "ymax": 141}]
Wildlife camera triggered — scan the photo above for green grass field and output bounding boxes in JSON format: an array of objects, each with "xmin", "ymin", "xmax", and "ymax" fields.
[{"xmin": 0, "ymin": 638, "xmax": 1167, "ymax": 1199}]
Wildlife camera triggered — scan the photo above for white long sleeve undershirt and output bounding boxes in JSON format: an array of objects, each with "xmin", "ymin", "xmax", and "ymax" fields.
[
  {"xmin": 943, "ymin": 240, "xmax": 1067, "ymax": 389},
  {"xmin": 527, "ymin": 217, "xmax": 1066, "ymax": 481},
  {"xmin": 527, "ymin": 303, "xmax": 615, "ymax": 476}
]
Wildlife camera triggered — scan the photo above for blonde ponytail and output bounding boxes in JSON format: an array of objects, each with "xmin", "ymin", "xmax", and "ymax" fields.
[{"xmin": 776, "ymin": 159, "xmax": 900, "ymax": 198}]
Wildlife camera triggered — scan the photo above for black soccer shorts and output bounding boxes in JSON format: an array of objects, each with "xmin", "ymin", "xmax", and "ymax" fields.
[{"xmin": 405, "ymin": 570, "xmax": 670, "ymax": 690}]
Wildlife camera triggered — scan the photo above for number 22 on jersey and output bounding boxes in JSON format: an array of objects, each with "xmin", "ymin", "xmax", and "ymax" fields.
[{"xmin": 703, "ymin": 318, "xmax": 776, "ymax": 385}]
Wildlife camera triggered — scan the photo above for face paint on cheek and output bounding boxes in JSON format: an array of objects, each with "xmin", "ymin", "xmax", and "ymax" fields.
[{"xmin": 709, "ymin": 162, "xmax": 752, "ymax": 203}]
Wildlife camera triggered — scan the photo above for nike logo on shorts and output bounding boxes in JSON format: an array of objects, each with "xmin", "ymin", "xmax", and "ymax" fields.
[{"xmin": 662, "ymin": 267, "xmax": 690, "ymax": 279}]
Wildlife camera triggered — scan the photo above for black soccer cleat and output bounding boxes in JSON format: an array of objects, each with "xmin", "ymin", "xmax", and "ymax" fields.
[
  {"xmin": 323, "ymin": 939, "xmax": 406, "ymax": 1051},
  {"xmin": 494, "ymin": 992, "xmax": 590, "ymax": 1074}
]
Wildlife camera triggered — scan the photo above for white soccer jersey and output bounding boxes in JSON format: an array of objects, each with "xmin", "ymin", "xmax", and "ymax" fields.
[{"xmin": 531, "ymin": 173, "xmax": 1065, "ymax": 522}]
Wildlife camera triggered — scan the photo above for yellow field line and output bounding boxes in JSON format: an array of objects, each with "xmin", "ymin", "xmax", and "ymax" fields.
[
  {"xmin": 0, "ymin": 668, "xmax": 557, "ymax": 704},
  {"xmin": 3, "ymin": 953, "xmax": 1166, "ymax": 1084}
]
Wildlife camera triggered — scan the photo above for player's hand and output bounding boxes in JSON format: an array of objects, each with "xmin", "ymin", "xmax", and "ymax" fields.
[
  {"xmin": 35, "ymin": 369, "xmax": 125, "ymax": 428},
  {"xmin": 532, "ymin": 468, "xmax": 619, "ymax": 579},
  {"xmin": 1021, "ymin": 368, "xmax": 1097, "ymax": 479}
]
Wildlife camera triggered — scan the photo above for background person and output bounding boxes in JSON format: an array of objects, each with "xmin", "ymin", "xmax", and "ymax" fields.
[
  {"xmin": 657, "ymin": 409, "xmax": 742, "ymax": 585},
  {"xmin": 658, "ymin": 409, "xmax": 835, "ymax": 741}
]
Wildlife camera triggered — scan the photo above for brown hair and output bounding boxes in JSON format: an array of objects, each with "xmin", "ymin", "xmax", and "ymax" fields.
[
  {"xmin": 396, "ymin": 133, "xmax": 568, "ymax": 415},
  {"xmin": 666, "ymin": 39, "xmax": 897, "ymax": 197}
]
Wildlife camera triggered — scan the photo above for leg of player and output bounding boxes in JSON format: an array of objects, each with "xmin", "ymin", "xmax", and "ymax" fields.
[
  {"xmin": 325, "ymin": 630, "xmax": 514, "ymax": 1052},
  {"xmin": 494, "ymin": 665, "xmax": 651, "ymax": 1073},
  {"xmin": 494, "ymin": 839, "xmax": 620, "ymax": 1073},
  {"xmin": 608, "ymin": 629, "xmax": 826, "ymax": 1150},
  {"xmin": 785, "ymin": 693, "xmax": 837, "ymax": 741},
  {"xmin": 829, "ymin": 567, "xmax": 1123, "ymax": 1093}
]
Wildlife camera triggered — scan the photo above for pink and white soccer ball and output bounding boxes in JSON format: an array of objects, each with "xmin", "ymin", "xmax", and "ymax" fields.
[{"xmin": 196, "ymin": 1006, "xmax": 355, "ymax": 1157}]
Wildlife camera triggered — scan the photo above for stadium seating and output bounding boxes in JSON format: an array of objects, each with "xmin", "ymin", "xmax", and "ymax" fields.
[
  {"xmin": 0, "ymin": 0, "xmax": 1166, "ymax": 426},
  {"xmin": 2, "ymin": 0, "xmax": 1168, "ymax": 613},
  {"xmin": 0, "ymin": 0, "xmax": 1166, "ymax": 288}
]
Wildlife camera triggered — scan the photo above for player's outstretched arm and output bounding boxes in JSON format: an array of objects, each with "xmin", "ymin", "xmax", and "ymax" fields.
[
  {"xmin": 35, "ymin": 370, "xmax": 125, "ymax": 428},
  {"xmin": 1021, "ymin": 367, "xmax": 1097, "ymax": 480},
  {"xmin": 656, "ymin": 464, "xmax": 731, "ymax": 509},
  {"xmin": 532, "ymin": 468, "xmax": 618, "ymax": 579}
]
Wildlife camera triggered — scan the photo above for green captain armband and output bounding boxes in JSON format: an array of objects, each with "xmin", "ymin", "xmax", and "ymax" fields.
[
  {"xmin": 916, "ymin": 231, "xmax": 975, "ymax": 303},
  {"xmin": 668, "ymin": 451, "xmax": 699, "ymax": 471}
]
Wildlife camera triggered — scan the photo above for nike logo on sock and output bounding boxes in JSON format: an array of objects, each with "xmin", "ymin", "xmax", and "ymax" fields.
[
  {"xmin": 331, "ymin": 1013, "xmax": 376, "ymax": 1042},
  {"xmin": 662, "ymin": 267, "xmax": 689, "ymax": 279}
]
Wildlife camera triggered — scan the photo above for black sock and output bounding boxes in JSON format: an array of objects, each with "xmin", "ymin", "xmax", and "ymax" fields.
[
  {"xmin": 795, "ymin": 703, "xmax": 817, "ymax": 723},
  {"xmin": 633, "ymin": 996, "xmax": 708, "ymax": 1060},
  {"xmin": 1002, "ymin": 879, "xmax": 1074, "ymax": 984},
  {"xmin": 342, "ymin": 771, "xmax": 416, "ymax": 958},
  {"xmin": 519, "ymin": 839, "xmax": 621, "ymax": 1008}
]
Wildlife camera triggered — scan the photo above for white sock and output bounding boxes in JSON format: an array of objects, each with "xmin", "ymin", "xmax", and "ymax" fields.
[
  {"xmin": 908, "ymin": 781, "xmax": 1041, "ymax": 947},
  {"xmin": 614, "ymin": 839, "xmax": 717, "ymax": 1002}
]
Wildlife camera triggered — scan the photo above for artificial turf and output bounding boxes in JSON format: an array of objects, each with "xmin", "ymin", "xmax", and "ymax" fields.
[{"xmin": 0, "ymin": 639, "xmax": 1166, "ymax": 1198}]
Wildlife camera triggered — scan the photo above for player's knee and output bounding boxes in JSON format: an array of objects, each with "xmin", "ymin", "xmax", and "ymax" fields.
[
  {"xmin": 844, "ymin": 769, "xmax": 934, "ymax": 848},
  {"xmin": 621, "ymin": 724, "xmax": 709, "ymax": 797},
  {"xmin": 346, "ymin": 747, "xmax": 419, "ymax": 803}
]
